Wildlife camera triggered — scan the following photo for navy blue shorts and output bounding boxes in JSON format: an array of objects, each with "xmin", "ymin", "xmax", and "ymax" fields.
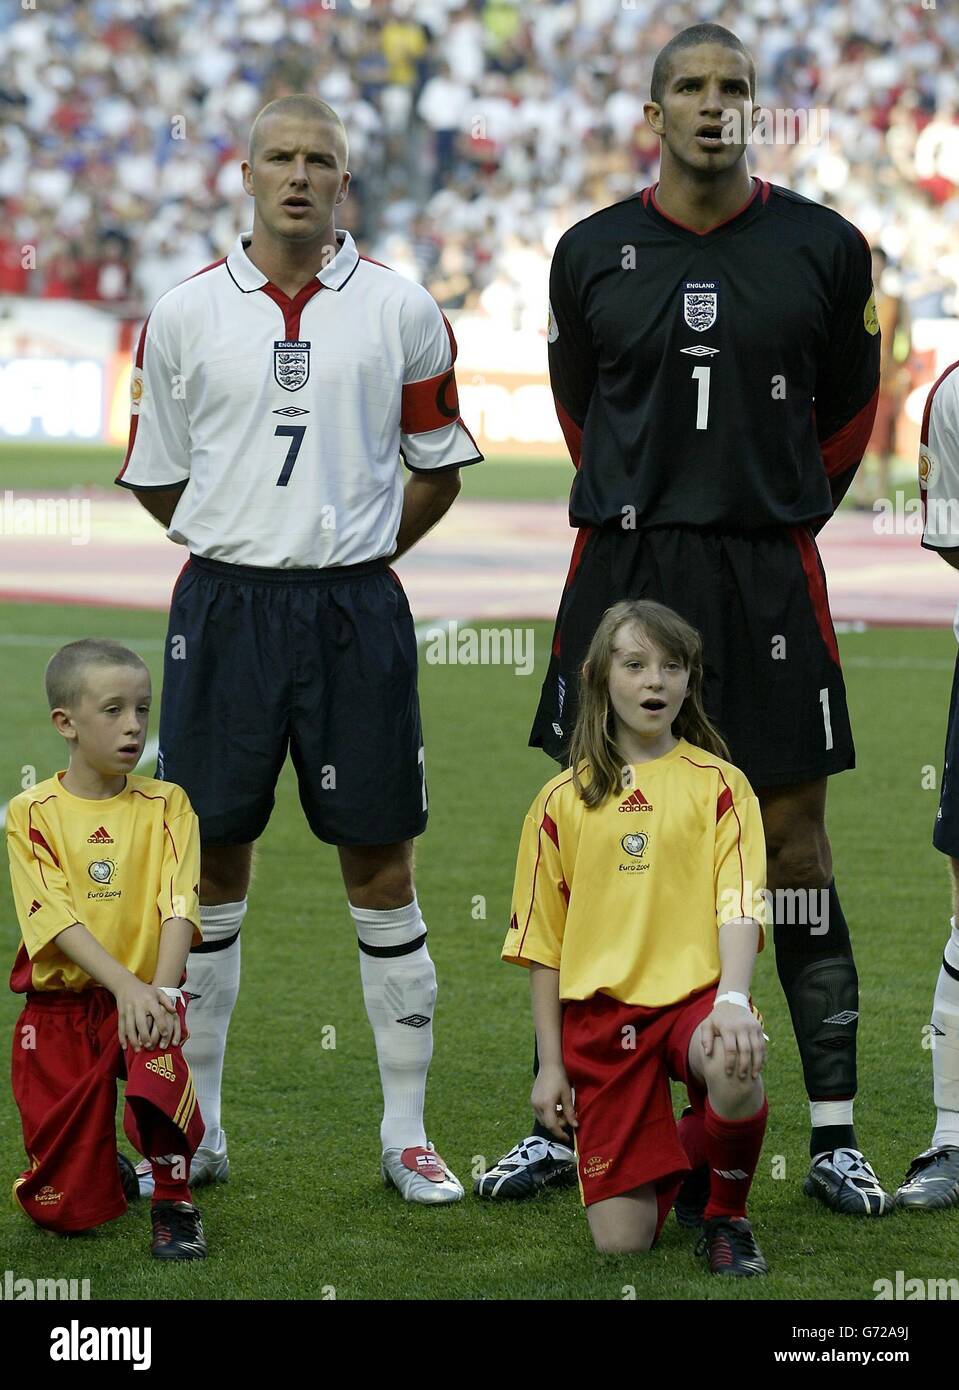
[
  {"xmin": 529, "ymin": 524, "xmax": 854, "ymax": 789},
  {"xmin": 156, "ymin": 555, "xmax": 428, "ymax": 847},
  {"xmin": 934, "ymin": 647, "xmax": 959, "ymax": 859}
]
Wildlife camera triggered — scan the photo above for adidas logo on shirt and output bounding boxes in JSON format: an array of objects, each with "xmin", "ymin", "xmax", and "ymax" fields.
[
  {"xmin": 618, "ymin": 790, "xmax": 653, "ymax": 812},
  {"xmin": 145, "ymin": 1054, "xmax": 176, "ymax": 1082},
  {"xmin": 87, "ymin": 826, "xmax": 114, "ymax": 844},
  {"xmin": 28, "ymin": 899, "xmax": 42, "ymax": 916}
]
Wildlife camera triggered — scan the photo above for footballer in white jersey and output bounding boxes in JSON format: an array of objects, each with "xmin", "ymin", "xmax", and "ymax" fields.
[
  {"xmin": 116, "ymin": 94, "xmax": 479, "ymax": 1206},
  {"xmin": 895, "ymin": 360, "xmax": 959, "ymax": 1209}
]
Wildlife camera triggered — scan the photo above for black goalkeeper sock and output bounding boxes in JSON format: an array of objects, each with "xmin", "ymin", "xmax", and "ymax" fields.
[
  {"xmin": 531, "ymin": 1116, "xmax": 574, "ymax": 1147},
  {"xmin": 809, "ymin": 1123, "xmax": 858, "ymax": 1159}
]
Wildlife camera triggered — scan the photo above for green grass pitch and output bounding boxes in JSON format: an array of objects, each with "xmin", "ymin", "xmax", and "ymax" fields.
[
  {"xmin": 0, "ymin": 604, "xmax": 956, "ymax": 1300},
  {"xmin": 0, "ymin": 442, "xmax": 954, "ymax": 1299}
]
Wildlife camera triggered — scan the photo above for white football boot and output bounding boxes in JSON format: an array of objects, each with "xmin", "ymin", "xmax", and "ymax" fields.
[{"xmin": 381, "ymin": 1142, "xmax": 464, "ymax": 1204}]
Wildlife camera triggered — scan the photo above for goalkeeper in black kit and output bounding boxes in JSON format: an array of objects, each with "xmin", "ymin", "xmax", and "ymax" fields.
[{"xmin": 477, "ymin": 23, "xmax": 890, "ymax": 1216}]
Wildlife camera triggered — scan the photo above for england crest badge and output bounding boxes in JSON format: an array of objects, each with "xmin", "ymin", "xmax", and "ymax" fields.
[
  {"xmin": 274, "ymin": 339, "xmax": 311, "ymax": 391},
  {"xmin": 682, "ymin": 281, "xmax": 718, "ymax": 332}
]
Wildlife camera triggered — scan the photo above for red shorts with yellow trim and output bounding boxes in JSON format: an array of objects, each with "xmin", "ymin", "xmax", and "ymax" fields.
[
  {"xmin": 11, "ymin": 987, "xmax": 203, "ymax": 1233},
  {"xmin": 562, "ymin": 986, "xmax": 717, "ymax": 1213}
]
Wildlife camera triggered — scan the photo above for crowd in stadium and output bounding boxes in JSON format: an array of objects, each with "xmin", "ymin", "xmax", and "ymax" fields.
[{"xmin": 0, "ymin": 0, "xmax": 956, "ymax": 326}]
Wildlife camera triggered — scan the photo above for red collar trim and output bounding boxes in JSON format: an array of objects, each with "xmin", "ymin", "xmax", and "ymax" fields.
[{"xmin": 648, "ymin": 177, "xmax": 764, "ymax": 235}]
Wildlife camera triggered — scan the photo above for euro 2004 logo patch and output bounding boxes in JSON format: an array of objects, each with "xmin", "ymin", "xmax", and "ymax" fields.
[{"xmin": 88, "ymin": 858, "xmax": 117, "ymax": 884}]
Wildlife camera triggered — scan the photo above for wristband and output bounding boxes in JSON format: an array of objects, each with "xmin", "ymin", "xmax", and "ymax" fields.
[
  {"xmin": 158, "ymin": 987, "xmax": 183, "ymax": 1003},
  {"xmin": 714, "ymin": 991, "xmax": 751, "ymax": 1011}
]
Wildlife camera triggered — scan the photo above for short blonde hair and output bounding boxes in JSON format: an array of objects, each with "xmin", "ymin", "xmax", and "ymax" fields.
[
  {"xmin": 248, "ymin": 95, "xmax": 349, "ymax": 169},
  {"xmin": 44, "ymin": 639, "xmax": 149, "ymax": 711}
]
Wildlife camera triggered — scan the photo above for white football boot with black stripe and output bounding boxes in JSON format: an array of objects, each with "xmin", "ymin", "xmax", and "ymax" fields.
[
  {"xmin": 474, "ymin": 1135, "xmax": 577, "ymax": 1200},
  {"xmin": 382, "ymin": 1143, "xmax": 464, "ymax": 1204},
  {"xmin": 895, "ymin": 1146, "xmax": 959, "ymax": 1209},
  {"xmin": 804, "ymin": 1147, "xmax": 893, "ymax": 1215}
]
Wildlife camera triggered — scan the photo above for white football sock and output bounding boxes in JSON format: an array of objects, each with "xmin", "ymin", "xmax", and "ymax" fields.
[
  {"xmin": 932, "ymin": 919, "xmax": 959, "ymax": 1150},
  {"xmin": 183, "ymin": 898, "xmax": 245, "ymax": 1158},
  {"xmin": 351, "ymin": 896, "xmax": 434, "ymax": 1152}
]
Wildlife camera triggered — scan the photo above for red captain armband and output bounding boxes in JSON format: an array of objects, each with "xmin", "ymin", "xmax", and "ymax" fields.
[{"xmin": 401, "ymin": 368, "xmax": 461, "ymax": 435}]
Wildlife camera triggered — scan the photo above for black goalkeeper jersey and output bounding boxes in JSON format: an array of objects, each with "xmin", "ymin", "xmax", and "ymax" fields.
[{"xmin": 547, "ymin": 177, "xmax": 880, "ymax": 532}]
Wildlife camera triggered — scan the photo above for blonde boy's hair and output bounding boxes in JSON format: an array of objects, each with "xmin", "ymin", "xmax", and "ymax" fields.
[{"xmin": 44, "ymin": 639, "xmax": 149, "ymax": 711}]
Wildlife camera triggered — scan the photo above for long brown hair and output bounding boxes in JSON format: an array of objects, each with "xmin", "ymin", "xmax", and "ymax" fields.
[{"xmin": 568, "ymin": 599, "xmax": 730, "ymax": 808}]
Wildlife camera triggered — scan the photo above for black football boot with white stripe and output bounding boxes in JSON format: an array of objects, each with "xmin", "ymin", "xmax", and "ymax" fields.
[
  {"xmin": 804, "ymin": 1147, "xmax": 893, "ymax": 1215},
  {"xmin": 473, "ymin": 1135, "xmax": 577, "ymax": 1200}
]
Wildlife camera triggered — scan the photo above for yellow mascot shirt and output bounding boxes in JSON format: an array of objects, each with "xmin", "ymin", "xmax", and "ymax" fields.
[
  {"xmin": 7, "ymin": 772, "xmax": 201, "ymax": 993},
  {"xmin": 502, "ymin": 740, "xmax": 766, "ymax": 1007}
]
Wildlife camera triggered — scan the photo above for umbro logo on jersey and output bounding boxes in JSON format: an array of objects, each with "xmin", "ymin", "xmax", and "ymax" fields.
[
  {"xmin": 274, "ymin": 339, "xmax": 310, "ymax": 391},
  {"xmin": 396, "ymin": 1014, "xmax": 431, "ymax": 1028},
  {"xmin": 28, "ymin": 899, "xmax": 41, "ymax": 916},
  {"xmin": 680, "ymin": 345, "xmax": 719, "ymax": 356},
  {"xmin": 273, "ymin": 406, "xmax": 309, "ymax": 416},
  {"xmin": 822, "ymin": 1010, "xmax": 859, "ymax": 1026},
  {"xmin": 87, "ymin": 826, "xmax": 113, "ymax": 844},
  {"xmin": 146, "ymin": 1053, "xmax": 176, "ymax": 1082},
  {"xmin": 619, "ymin": 790, "xmax": 653, "ymax": 812}
]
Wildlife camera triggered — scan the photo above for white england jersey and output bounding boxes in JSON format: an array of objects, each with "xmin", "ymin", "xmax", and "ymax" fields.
[
  {"xmin": 921, "ymin": 360, "xmax": 959, "ymax": 555},
  {"xmin": 116, "ymin": 229, "xmax": 483, "ymax": 568}
]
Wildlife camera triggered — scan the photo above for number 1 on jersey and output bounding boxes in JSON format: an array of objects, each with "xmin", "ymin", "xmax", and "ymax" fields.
[
  {"xmin": 691, "ymin": 366, "xmax": 710, "ymax": 430},
  {"xmin": 274, "ymin": 424, "xmax": 305, "ymax": 486}
]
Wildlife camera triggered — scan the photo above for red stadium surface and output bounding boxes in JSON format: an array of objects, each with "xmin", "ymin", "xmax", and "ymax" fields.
[{"xmin": 0, "ymin": 490, "xmax": 954, "ymax": 628}]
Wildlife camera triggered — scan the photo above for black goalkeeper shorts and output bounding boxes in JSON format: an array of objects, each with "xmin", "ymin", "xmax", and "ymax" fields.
[
  {"xmin": 156, "ymin": 554, "xmax": 428, "ymax": 847},
  {"xmin": 529, "ymin": 523, "xmax": 854, "ymax": 790}
]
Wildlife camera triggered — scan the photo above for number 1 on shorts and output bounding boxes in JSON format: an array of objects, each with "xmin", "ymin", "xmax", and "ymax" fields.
[
  {"xmin": 418, "ymin": 745, "xmax": 428, "ymax": 811},
  {"xmin": 819, "ymin": 687, "xmax": 833, "ymax": 750}
]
